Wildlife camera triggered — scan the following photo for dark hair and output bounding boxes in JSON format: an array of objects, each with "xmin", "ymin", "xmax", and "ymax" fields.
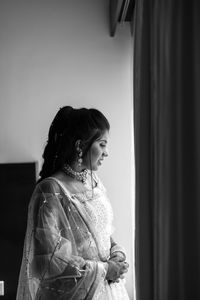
[{"xmin": 39, "ymin": 106, "xmax": 110, "ymax": 181}]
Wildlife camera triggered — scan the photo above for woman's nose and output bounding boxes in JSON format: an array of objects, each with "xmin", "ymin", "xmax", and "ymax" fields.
[{"xmin": 103, "ymin": 148, "xmax": 109, "ymax": 157}]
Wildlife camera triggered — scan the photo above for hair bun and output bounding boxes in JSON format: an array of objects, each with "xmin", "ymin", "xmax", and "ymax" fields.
[{"xmin": 51, "ymin": 106, "xmax": 73, "ymax": 132}]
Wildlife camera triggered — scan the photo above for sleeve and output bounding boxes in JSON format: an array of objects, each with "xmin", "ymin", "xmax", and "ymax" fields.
[{"xmin": 29, "ymin": 182, "xmax": 108, "ymax": 299}]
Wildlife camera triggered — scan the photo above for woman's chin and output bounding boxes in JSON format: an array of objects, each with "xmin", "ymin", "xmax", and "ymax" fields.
[
  {"xmin": 89, "ymin": 165, "xmax": 99, "ymax": 171},
  {"xmin": 84, "ymin": 162, "xmax": 100, "ymax": 171}
]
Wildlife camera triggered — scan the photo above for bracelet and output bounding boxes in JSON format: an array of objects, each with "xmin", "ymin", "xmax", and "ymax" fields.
[
  {"xmin": 110, "ymin": 245, "xmax": 126, "ymax": 260},
  {"xmin": 110, "ymin": 244, "xmax": 126, "ymax": 255}
]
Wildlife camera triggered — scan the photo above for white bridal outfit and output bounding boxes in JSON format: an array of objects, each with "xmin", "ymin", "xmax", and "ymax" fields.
[{"xmin": 17, "ymin": 173, "xmax": 130, "ymax": 300}]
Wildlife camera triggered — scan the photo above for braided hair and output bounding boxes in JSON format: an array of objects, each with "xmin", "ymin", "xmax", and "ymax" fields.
[{"xmin": 38, "ymin": 106, "xmax": 110, "ymax": 181}]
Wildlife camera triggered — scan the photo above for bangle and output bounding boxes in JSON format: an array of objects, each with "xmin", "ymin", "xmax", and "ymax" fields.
[{"xmin": 110, "ymin": 245, "xmax": 126, "ymax": 259}]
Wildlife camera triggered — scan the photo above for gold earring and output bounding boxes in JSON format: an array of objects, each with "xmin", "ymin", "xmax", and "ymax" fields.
[{"xmin": 78, "ymin": 151, "xmax": 83, "ymax": 167}]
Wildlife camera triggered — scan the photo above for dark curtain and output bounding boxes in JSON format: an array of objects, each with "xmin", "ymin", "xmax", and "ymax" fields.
[{"xmin": 133, "ymin": 0, "xmax": 200, "ymax": 300}]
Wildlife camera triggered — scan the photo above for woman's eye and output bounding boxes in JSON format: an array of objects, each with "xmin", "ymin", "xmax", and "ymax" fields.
[{"xmin": 100, "ymin": 144, "xmax": 106, "ymax": 148}]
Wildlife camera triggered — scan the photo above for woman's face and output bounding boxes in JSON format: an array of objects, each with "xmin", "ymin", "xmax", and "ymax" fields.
[{"xmin": 83, "ymin": 130, "xmax": 109, "ymax": 171}]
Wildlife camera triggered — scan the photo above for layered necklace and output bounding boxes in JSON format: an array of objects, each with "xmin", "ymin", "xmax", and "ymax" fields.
[{"xmin": 62, "ymin": 164, "xmax": 88, "ymax": 184}]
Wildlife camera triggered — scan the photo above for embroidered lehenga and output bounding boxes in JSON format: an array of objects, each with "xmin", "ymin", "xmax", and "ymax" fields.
[{"xmin": 17, "ymin": 174, "xmax": 129, "ymax": 299}]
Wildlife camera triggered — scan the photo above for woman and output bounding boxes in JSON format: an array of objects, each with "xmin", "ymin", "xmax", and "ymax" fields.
[{"xmin": 17, "ymin": 106, "xmax": 130, "ymax": 299}]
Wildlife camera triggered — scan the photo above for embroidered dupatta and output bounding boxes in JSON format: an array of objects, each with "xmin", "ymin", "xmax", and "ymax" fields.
[{"xmin": 17, "ymin": 177, "xmax": 108, "ymax": 300}]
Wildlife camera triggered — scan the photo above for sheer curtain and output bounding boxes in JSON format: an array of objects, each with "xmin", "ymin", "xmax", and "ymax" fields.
[{"xmin": 133, "ymin": 0, "xmax": 200, "ymax": 299}]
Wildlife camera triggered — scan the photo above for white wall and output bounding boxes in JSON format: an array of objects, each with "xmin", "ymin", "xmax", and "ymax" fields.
[{"xmin": 0, "ymin": 0, "xmax": 134, "ymax": 298}]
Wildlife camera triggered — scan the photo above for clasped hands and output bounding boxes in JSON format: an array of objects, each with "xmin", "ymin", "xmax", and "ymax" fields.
[{"xmin": 106, "ymin": 251, "xmax": 129, "ymax": 284}]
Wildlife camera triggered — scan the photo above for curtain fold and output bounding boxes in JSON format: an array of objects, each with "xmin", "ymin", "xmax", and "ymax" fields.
[{"xmin": 133, "ymin": 0, "xmax": 200, "ymax": 299}]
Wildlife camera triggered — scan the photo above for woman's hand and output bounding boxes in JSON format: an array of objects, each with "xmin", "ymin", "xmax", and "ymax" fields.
[{"xmin": 106, "ymin": 260, "xmax": 129, "ymax": 283}]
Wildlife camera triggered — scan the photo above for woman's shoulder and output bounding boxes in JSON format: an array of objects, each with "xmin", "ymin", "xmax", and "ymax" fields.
[
  {"xmin": 36, "ymin": 175, "xmax": 82, "ymax": 198},
  {"xmin": 31, "ymin": 177, "xmax": 72, "ymax": 210},
  {"xmin": 34, "ymin": 177, "xmax": 63, "ymax": 195}
]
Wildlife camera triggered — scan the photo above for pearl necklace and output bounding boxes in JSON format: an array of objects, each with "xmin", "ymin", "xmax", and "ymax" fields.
[{"xmin": 62, "ymin": 164, "xmax": 88, "ymax": 184}]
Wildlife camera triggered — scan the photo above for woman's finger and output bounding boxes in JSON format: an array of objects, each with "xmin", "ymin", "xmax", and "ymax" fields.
[
  {"xmin": 123, "ymin": 269, "xmax": 128, "ymax": 273},
  {"xmin": 123, "ymin": 262, "xmax": 129, "ymax": 268},
  {"xmin": 120, "ymin": 268, "xmax": 128, "ymax": 275}
]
